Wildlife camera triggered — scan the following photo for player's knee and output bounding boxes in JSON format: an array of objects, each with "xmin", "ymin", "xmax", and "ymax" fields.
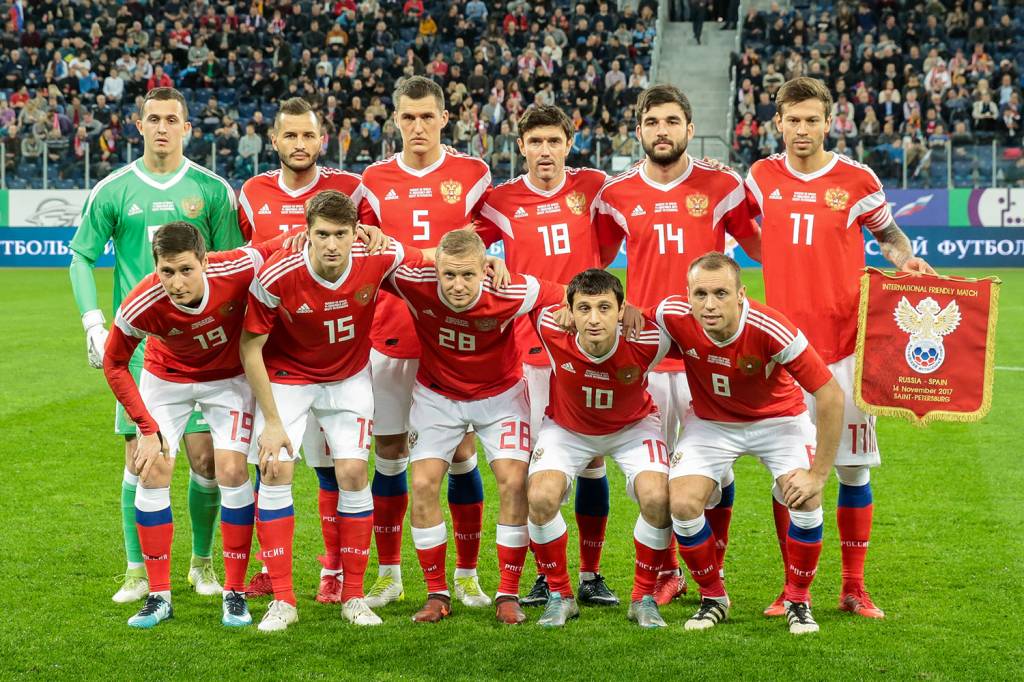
[
  {"xmin": 334, "ymin": 458, "xmax": 369, "ymax": 490},
  {"xmin": 410, "ymin": 470, "xmax": 441, "ymax": 502},
  {"xmin": 640, "ymin": 490, "xmax": 671, "ymax": 528},
  {"xmin": 215, "ymin": 457, "xmax": 248, "ymax": 487},
  {"xmin": 835, "ymin": 465, "xmax": 870, "ymax": 487},
  {"xmin": 527, "ymin": 473, "xmax": 565, "ymax": 522},
  {"xmin": 669, "ymin": 488, "xmax": 705, "ymax": 522},
  {"xmin": 374, "ymin": 434, "xmax": 409, "ymax": 460}
]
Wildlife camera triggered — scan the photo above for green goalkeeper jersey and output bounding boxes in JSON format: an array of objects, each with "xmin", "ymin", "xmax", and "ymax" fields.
[{"xmin": 70, "ymin": 157, "xmax": 243, "ymax": 310}]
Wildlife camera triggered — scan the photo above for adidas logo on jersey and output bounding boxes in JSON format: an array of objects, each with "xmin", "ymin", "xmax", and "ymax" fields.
[
  {"xmin": 685, "ymin": 348, "xmax": 700, "ymax": 359},
  {"xmin": 631, "ymin": 205, "xmax": 646, "ymax": 216},
  {"xmin": 296, "ymin": 303, "xmax": 314, "ymax": 314},
  {"xmin": 560, "ymin": 362, "xmax": 576, "ymax": 373},
  {"xmin": 514, "ymin": 207, "xmax": 528, "ymax": 218},
  {"xmin": 769, "ymin": 189, "xmax": 782, "ymax": 200},
  {"xmin": 167, "ymin": 327, "xmax": 182, "ymax": 336},
  {"xmin": 422, "ymin": 308, "xmax": 436, "ymax": 317},
  {"xmin": 127, "ymin": 203, "xmax": 142, "ymax": 216},
  {"xmin": 258, "ymin": 203, "xmax": 272, "ymax": 215},
  {"xmin": 385, "ymin": 189, "xmax": 399, "ymax": 201}
]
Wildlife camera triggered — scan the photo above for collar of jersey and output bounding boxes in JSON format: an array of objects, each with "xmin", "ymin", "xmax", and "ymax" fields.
[
  {"xmin": 784, "ymin": 151, "xmax": 839, "ymax": 182},
  {"xmin": 169, "ymin": 273, "xmax": 211, "ymax": 315},
  {"xmin": 522, "ymin": 172, "xmax": 566, "ymax": 197},
  {"xmin": 396, "ymin": 148, "xmax": 447, "ymax": 177},
  {"xmin": 702, "ymin": 297, "xmax": 750, "ymax": 348},
  {"xmin": 277, "ymin": 165, "xmax": 322, "ymax": 198},
  {"xmin": 639, "ymin": 154, "xmax": 693, "ymax": 191},
  {"xmin": 303, "ymin": 244, "xmax": 352, "ymax": 290},
  {"xmin": 130, "ymin": 157, "xmax": 190, "ymax": 190},
  {"xmin": 575, "ymin": 328, "xmax": 620, "ymax": 363},
  {"xmin": 437, "ymin": 276, "xmax": 484, "ymax": 313}
]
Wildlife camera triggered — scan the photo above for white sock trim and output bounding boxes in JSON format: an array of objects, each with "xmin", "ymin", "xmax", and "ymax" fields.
[
  {"xmin": 189, "ymin": 470, "xmax": 218, "ymax": 488},
  {"xmin": 496, "ymin": 523, "xmax": 529, "ymax": 548},
  {"xmin": 672, "ymin": 514, "xmax": 706, "ymax": 538},
  {"xmin": 375, "ymin": 456, "xmax": 409, "ymax": 477},
  {"xmin": 135, "ymin": 486, "xmax": 170, "ymax": 512},
  {"xmin": 789, "ymin": 507, "xmax": 824, "ymax": 529},
  {"xmin": 836, "ymin": 465, "xmax": 871, "ymax": 487},
  {"xmin": 378, "ymin": 564, "xmax": 402, "ymax": 579},
  {"xmin": 577, "ymin": 464, "xmax": 607, "ymax": 479},
  {"xmin": 338, "ymin": 485, "xmax": 374, "ymax": 514},
  {"xmin": 528, "ymin": 514, "xmax": 567, "ymax": 545},
  {"xmin": 256, "ymin": 483, "xmax": 293, "ymax": 511},
  {"xmin": 123, "ymin": 467, "xmax": 139, "ymax": 487},
  {"xmin": 634, "ymin": 515, "xmax": 672, "ymax": 550},
  {"xmin": 454, "ymin": 567, "xmax": 478, "ymax": 579},
  {"xmin": 448, "ymin": 453, "xmax": 478, "ymax": 476},
  {"xmin": 219, "ymin": 481, "xmax": 255, "ymax": 509},
  {"xmin": 411, "ymin": 522, "xmax": 447, "ymax": 550}
]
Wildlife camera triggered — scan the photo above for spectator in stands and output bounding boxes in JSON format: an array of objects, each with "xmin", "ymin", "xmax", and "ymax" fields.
[
  {"xmin": 236, "ymin": 122, "xmax": 262, "ymax": 176},
  {"xmin": 490, "ymin": 120, "xmax": 515, "ymax": 173},
  {"xmin": 973, "ymin": 91, "xmax": 1000, "ymax": 137},
  {"xmin": 2, "ymin": 122, "xmax": 19, "ymax": 172},
  {"xmin": 147, "ymin": 64, "xmax": 172, "ymax": 90}
]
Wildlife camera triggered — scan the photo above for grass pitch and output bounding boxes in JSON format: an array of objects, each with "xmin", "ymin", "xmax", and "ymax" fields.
[{"xmin": 0, "ymin": 268, "xmax": 1021, "ymax": 681}]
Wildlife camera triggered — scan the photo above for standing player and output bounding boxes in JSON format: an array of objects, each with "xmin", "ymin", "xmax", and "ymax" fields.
[
  {"xmin": 386, "ymin": 230, "xmax": 565, "ymax": 624},
  {"xmin": 240, "ymin": 191, "xmax": 422, "ymax": 632},
  {"xmin": 358, "ymin": 76, "xmax": 494, "ymax": 608},
  {"xmin": 476, "ymin": 105, "xmax": 621, "ymax": 608},
  {"xmin": 527, "ymin": 270, "xmax": 674, "ymax": 629},
  {"xmin": 744, "ymin": 77, "xmax": 934, "ymax": 618},
  {"xmin": 102, "ymin": 222, "xmax": 297, "ymax": 628},
  {"xmin": 70, "ymin": 87, "xmax": 243, "ymax": 604},
  {"xmin": 591, "ymin": 84, "xmax": 761, "ymax": 603},
  {"xmin": 237, "ymin": 97, "xmax": 364, "ymax": 604},
  {"xmin": 652, "ymin": 253, "xmax": 844, "ymax": 634}
]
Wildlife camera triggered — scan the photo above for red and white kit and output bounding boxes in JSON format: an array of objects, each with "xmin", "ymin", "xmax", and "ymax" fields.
[
  {"xmin": 476, "ymin": 167, "xmax": 616, "ymax": 437},
  {"xmin": 745, "ymin": 152, "xmax": 891, "ymax": 465},
  {"xmin": 358, "ymin": 149, "xmax": 492, "ymax": 434},
  {"xmin": 238, "ymin": 166, "xmax": 363, "ymax": 244},
  {"xmin": 385, "ymin": 267, "xmax": 564, "ymax": 464},
  {"xmin": 651, "ymin": 296, "xmax": 833, "ymax": 483},
  {"xmin": 529, "ymin": 305, "xmax": 673, "ymax": 499},
  {"xmin": 592, "ymin": 158, "xmax": 756, "ymax": 448}
]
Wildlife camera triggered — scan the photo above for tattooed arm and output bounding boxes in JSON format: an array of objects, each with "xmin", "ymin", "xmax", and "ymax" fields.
[{"xmin": 873, "ymin": 220, "xmax": 937, "ymax": 274}]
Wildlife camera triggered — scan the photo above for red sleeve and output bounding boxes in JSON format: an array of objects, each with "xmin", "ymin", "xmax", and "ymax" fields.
[
  {"xmin": 102, "ymin": 327, "xmax": 159, "ymax": 435},
  {"xmin": 357, "ymin": 190, "xmax": 380, "ymax": 227},
  {"xmin": 722, "ymin": 182, "xmax": 757, "ymax": 240},
  {"xmin": 784, "ymin": 346, "xmax": 833, "ymax": 394},
  {"xmin": 535, "ymin": 277, "xmax": 567, "ymax": 308},
  {"xmin": 251, "ymin": 226, "xmax": 304, "ymax": 261},
  {"xmin": 596, "ymin": 216, "xmax": 625, "ymax": 268},
  {"xmin": 473, "ymin": 216, "xmax": 503, "ymax": 247},
  {"xmin": 237, "ymin": 203, "xmax": 253, "ymax": 242},
  {"xmin": 469, "ymin": 183, "xmax": 493, "ymax": 219},
  {"xmin": 244, "ymin": 280, "xmax": 280, "ymax": 336}
]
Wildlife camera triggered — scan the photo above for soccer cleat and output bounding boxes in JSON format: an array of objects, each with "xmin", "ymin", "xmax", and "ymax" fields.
[
  {"xmin": 341, "ymin": 597, "xmax": 383, "ymax": 626},
  {"xmin": 578, "ymin": 573, "xmax": 620, "ymax": 606},
  {"xmin": 536, "ymin": 593, "xmax": 580, "ymax": 628},
  {"xmin": 521, "ymin": 575, "xmax": 550, "ymax": 607},
  {"xmin": 495, "ymin": 596, "xmax": 527, "ymax": 624},
  {"xmin": 188, "ymin": 558, "xmax": 222, "ymax": 597},
  {"xmin": 365, "ymin": 572, "xmax": 405, "ymax": 608},
  {"xmin": 685, "ymin": 598, "xmax": 729, "ymax": 631},
  {"xmin": 839, "ymin": 589, "xmax": 885, "ymax": 619},
  {"xmin": 258, "ymin": 600, "xmax": 298, "ymax": 633},
  {"xmin": 245, "ymin": 570, "xmax": 273, "ymax": 598},
  {"xmin": 763, "ymin": 591, "xmax": 786, "ymax": 617},
  {"xmin": 653, "ymin": 569, "xmax": 686, "ymax": 606},
  {"xmin": 127, "ymin": 594, "xmax": 173, "ymax": 629},
  {"xmin": 222, "ymin": 590, "xmax": 252, "ymax": 627},
  {"xmin": 315, "ymin": 574, "xmax": 343, "ymax": 604},
  {"xmin": 627, "ymin": 595, "xmax": 668, "ymax": 628},
  {"xmin": 454, "ymin": 575, "xmax": 492, "ymax": 607},
  {"xmin": 112, "ymin": 570, "xmax": 149, "ymax": 604},
  {"xmin": 411, "ymin": 594, "xmax": 452, "ymax": 623},
  {"xmin": 785, "ymin": 600, "xmax": 819, "ymax": 634}
]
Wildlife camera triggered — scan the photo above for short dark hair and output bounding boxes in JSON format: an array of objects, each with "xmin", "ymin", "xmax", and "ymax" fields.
[
  {"xmin": 305, "ymin": 190, "xmax": 357, "ymax": 229},
  {"xmin": 142, "ymin": 87, "xmax": 189, "ymax": 120},
  {"xmin": 275, "ymin": 96, "xmax": 320, "ymax": 129},
  {"xmin": 688, "ymin": 252, "xmax": 742, "ymax": 288},
  {"xmin": 393, "ymin": 75, "xmax": 445, "ymax": 112},
  {"xmin": 635, "ymin": 84, "xmax": 693, "ymax": 126},
  {"xmin": 775, "ymin": 76, "xmax": 833, "ymax": 117},
  {"xmin": 517, "ymin": 105, "xmax": 574, "ymax": 142},
  {"xmin": 152, "ymin": 221, "xmax": 205, "ymax": 262},
  {"xmin": 567, "ymin": 269, "xmax": 624, "ymax": 307}
]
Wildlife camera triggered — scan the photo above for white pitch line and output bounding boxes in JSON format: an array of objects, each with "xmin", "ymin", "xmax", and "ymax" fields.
[{"xmin": 995, "ymin": 366, "xmax": 1024, "ymax": 372}]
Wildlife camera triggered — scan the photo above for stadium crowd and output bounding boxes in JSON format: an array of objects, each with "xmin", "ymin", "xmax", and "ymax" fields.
[
  {"xmin": 732, "ymin": 0, "xmax": 1024, "ymax": 187},
  {"xmin": 0, "ymin": 0, "xmax": 660, "ymax": 188}
]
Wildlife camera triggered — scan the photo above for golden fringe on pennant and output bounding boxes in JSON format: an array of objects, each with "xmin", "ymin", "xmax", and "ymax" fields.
[{"xmin": 854, "ymin": 267, "xmax": 1001, "ymax": 426}]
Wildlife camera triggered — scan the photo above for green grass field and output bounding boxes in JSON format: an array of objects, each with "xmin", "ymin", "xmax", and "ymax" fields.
[{"xmin": 1, "ymin": 268, "xmax": 1021, "ymax": 681}]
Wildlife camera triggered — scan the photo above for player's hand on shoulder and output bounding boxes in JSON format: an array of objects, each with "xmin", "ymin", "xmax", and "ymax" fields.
[
  {"xmin": 282, "ymin": 231, "xmax": 309, "ymax": 253},
  {"xmin": 621, "ymin": 302, "xmax": 643, "ymax": 340},
  {"xmin": 701, "ymin": 156, "xmax": 733, "ymax": 173},
  {"xmin": 258, "ymin": 421, "xmax": 293, "ymax": 479},
  {"xmin": 356, "ymin": 223, "xmax": 391, "ymax": 253},
  {"xmin": 780, "ymin": 469, "xmax": 827, "ymax": 509},
  {"xmin": 82, "ymin": 309, "xmax": 108, "ymax": 369},
  {"xmin": 551, "ymin": 304, "xmax": 574, "ymax": 331},
  {"xmin": 135, "ymin": 432, "xmax": 169, "ymax": 484},
  {"xmin": 901, "ymin": 257, "xmax": 936, "ymax": 276},
  {"xmin": 485, "ymin": 255, "xmax": 511, "ymax": 288}
]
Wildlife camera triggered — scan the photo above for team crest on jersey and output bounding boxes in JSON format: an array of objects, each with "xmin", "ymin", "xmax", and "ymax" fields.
[
  {"xmin": 616, "ymin": 364, "xmax": 641, "ymax": 384},
  {"xmin": 824, "ymin": 188, "xmax": 850, "ymax": 211},
  {"xmin": 894, "ymin": 296, "xmax": 961, "ymax": 374},
  {"xmin": 440, "ymin": 179, "xmax": 463, "ymax": 204},
  {"xmin": 531, "ymin": 448, "xmax": 544, "ymax": 463},
  {"xmin": 219, "ymin": 300, "xmax": 238, "ymax": 316},
  {"xmin": 181, "ymin": 196, "xmax": 204, "ymax": 219},
  {"xmin": 354, "ymin": 284, "xmax": 375, "ymax": 306},
  {"xmin": 565, "ymin": 191, "xmax": 587, "ymax": 216},
  {"xmin": 737, "ymin": 355, "xmax": 763, "ymax": 375},
  {"xmin": 474, "ymin": 317, "xmax": 498, "ymax": 331},
  {"xmin": 685, "ymin": 193, "xmax": 709, "ymax": 217}
]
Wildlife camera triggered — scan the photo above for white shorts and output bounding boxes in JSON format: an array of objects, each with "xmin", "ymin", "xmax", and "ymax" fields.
[
  {"xmin": 248, "ymin": 364, "xmax": 374, "ymax": 464},
  {"xmin": 802, "ymin": 354, "xmax": 880, "ymax": 468},
  {"xmin": 670, "ymin": 411, "xmax": 816, "ymax": 485},
  {"xmin": 523, "ymin": 362, "xmax": 551, "ymax": 445},
  {"xmin": 648, "ymin": 370, "xmax": 691, "ymax": 451},
  {"xmin": 138, "ymin": 370, "xmax": 254, "ymax": 457},
  {"xmin": 409, "ymin": 380, "xmax": 531, "ymax": 465},
  {"xmin": 529, "ymin": 413, "xmax": 669, "ymax": 502},
  {"xmin": 370, "ymin": 349, "xmax": 418, "ymax": 437}
]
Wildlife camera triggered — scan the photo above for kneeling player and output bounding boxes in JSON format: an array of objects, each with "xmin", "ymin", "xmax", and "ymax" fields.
[
  {"xmin": 103, "ymin": 222, "xmax": 296, "ymax": 628},
  {"xmin": 652, "ymin": 253, "xmax": 843, "ymax": 634},
  {"xmin": 527, "ymin": 270, "xmax": 674, "ymax": 628}
]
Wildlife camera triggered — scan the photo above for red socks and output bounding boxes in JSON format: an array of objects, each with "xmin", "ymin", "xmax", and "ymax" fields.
[
  {"xmin": 495, "ymin": 524, "xmax": 529, "ymax": 596},
  {"xmin": 256, "ymin": 483, "xmax": 296, "ymax": 605},
  {"xmin": 135, "ymin": 486, "xmax": 173, "ymax": 593}
]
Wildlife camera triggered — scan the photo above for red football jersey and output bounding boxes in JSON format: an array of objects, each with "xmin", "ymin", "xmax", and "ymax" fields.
[
  {"xmin": 532, "ymin": 304, "xmax": 670, "ymax": 435},
  {"xmin": 651, "ymin": 296, "xmax": 832, "ymax": 423},
  {"xmin": 238, "ymin": 166, "xmax": 363, "ymax": 244},
  {"xmin": 745, "ymin": 152, "xmax": 893, "ymax": 364},
  {"xmin": 385, "ymin": 269, "xmax": 564, "ymax": 401},
  {"xmin": 245, "ymin": 241, "xmax": 422, "ymax": 384},
  {"xmin": 357, "ymin": 149, "xmax": 492, "ymax": 359},
  {"xmin": 476, "ymin": 167, "xmax": 613, "ymax": 367},
  {"xmin": 593, "ymin": 158, "xmax": 756, "ymax": 370}
]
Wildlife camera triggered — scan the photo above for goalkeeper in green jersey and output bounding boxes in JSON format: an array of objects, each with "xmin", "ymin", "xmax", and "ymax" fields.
[{"xmin": 69, "ymin": 88, "xmax": 244, "ymax": 604}]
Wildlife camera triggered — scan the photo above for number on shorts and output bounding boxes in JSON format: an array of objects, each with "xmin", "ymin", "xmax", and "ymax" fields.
[
  {"xmin": 439, "ymin": 327, "xmax": 476, "ymax": 351},
  {"xmin": 324, "ymin": 316, "xmax": 355, "ymax": 344},
  {"xmin": 643, "ymin": 439, "xmax": 670, "ymax": 466},
  {"xmin": 582, "ymin": 386, "xmax": 614, "ymax": 409},
  {"xmin": 193, "ymin": 326, "xmax": 228, "ymax": 350},
  {"xmin": 499, "ymin": 420, "xmax": 531, "ymax": 451},
  {"xmin": 230, "ymin": 410, "xmax": 254, "ymax": 445},
  {"xmin": 805, "ymin": 444, "xmax": 816, "ymax": 465},
  {"xmin": 357, "ymin": 417, "xmax": 374, "ymax": 450},
  {"xmin": 847, "ymin": 423, "xmax": 875, "ymax": 454},
  {"xmin": 711, "ymin": 373, "xmax": 731, "ymax": 397}
]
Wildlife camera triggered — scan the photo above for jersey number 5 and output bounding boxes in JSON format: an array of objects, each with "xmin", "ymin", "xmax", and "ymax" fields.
[{"xmin": 413, "ymin": 210, "xmax": 430, "ymax": 241}]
